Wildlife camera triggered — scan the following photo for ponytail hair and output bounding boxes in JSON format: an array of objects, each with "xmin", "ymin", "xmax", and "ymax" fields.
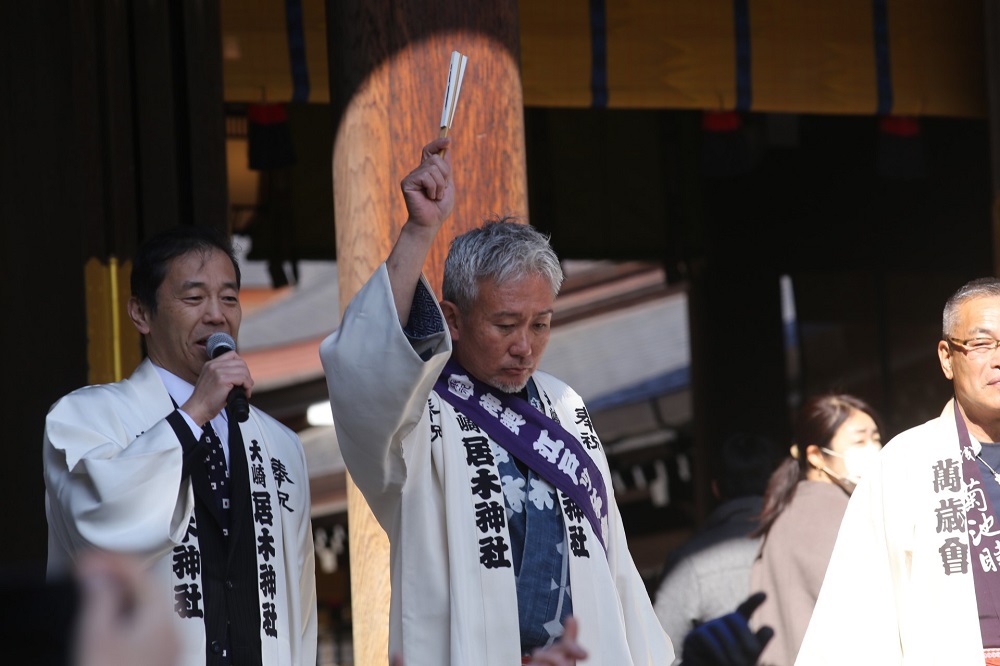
[{"xmin": 751, "ymin": 457, "xmax": 802, "ymax": 538}]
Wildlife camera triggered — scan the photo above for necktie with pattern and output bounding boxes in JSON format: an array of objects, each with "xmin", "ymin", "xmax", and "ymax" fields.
[{"xmin": 201, "ymin": 423, "xmax": 231, "ymax": 537}]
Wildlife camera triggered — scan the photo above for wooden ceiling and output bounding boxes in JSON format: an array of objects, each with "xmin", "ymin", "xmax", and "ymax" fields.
[{"xmin": 221, "ymin": 0, "xmax": 986, "ymax": 117}]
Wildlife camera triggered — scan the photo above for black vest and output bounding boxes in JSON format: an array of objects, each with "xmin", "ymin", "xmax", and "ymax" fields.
[{"xmin": 172, "ymin": 410, "xmax": 263, "ymax": 665}]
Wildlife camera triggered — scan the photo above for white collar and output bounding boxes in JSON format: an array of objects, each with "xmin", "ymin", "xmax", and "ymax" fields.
[{"xmin": 151, "ymin": 363, "xmax": 230, "ymax": 451}]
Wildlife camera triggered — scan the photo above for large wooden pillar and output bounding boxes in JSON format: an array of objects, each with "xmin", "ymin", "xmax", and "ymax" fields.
[{"xmin": 325, "ymin": 2, "xmax": 523, "ymax": 663}]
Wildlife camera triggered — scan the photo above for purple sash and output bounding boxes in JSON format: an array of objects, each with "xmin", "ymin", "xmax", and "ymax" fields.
[
  {"xmin": 954, "ymin": 401, "xmax": 1000, "ymax": 644},
  {"xmin": 435, "ymin": 358, "xmax": 610, "ymax": 551}
]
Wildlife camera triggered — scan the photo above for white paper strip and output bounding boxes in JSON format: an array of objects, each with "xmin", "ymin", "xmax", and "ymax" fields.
[{"xmin": 440, "ymin": 51, "xmax": 468, "ymax": 131}]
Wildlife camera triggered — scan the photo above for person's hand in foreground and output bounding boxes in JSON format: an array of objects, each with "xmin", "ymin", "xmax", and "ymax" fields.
[
  {"xmin": 681, "ymin": 592, "xmax": 773, "ymax": 666},
  {"xmin": 74, "ymin": 551, "xmax": 180, "ymax": 666},
  {"xmin": 389, "ymin": 615, "xmax": 588, "ymax": 666},
  {"xmin": 526, "ymin": 616, "xmax": 587, "ymax": 665}
]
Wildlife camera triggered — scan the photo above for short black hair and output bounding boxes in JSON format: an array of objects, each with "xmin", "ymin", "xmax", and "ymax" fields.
[
  {"xmin": 714, "ymin": 432, "xmax": 782, "ymax": 499},
  {"xmin": 130, "ymin": 225, "xmax": 241, "ymax": 313}
]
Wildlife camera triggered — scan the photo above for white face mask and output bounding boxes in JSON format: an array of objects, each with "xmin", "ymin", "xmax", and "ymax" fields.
[{"xmin": 821, "ymin": 443, "xmax": 881, "ymax": 487}]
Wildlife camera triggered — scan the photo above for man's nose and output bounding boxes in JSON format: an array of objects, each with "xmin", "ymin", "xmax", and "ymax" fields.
[
  {"xmin": 510, "ymin": 329, "xmax": 531, "ymax": 357},
  {"xmin": 204, "ymin": 297, "xmax": 225, "ymax": 322}
]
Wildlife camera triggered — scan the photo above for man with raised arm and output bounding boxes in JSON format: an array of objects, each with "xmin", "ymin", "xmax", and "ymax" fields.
[{"xmin": 320, "ymin": 137, "xmax": 672, "ymax": 665}]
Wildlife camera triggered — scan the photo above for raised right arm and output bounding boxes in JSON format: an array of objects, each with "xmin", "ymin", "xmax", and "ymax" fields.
[
  {"xmin": 386, "ymin": 136, "xmax": 455, "ymax": 325},
  {"xmin": 319, "ymin": 137, "xmax": 456, "ymax": 524}
]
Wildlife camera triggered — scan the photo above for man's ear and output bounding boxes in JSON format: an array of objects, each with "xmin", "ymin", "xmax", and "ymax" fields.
[
  {"xmin": 440, "ymin": 300, "xmax": 462, "ymax": 341},
  {"xmin": 127, "ymin": 297, "xmax": 152, "ymax": 335},
  {"xmin": 938, "ymin": 339, "xmax": 955, "ymax": 380}
]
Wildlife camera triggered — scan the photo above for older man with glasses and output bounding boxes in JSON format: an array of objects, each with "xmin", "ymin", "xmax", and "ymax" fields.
[{"xmin": 797, "ymin": 277, "xmax": 1000, "ymax": 665}]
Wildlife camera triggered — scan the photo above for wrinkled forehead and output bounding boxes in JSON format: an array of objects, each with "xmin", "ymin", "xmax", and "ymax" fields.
[
  {"xmin": 479, "ymin": 269, "xmax": 555, "ymax": 292},
  {"xmin": 477, "ymin": 271, "xmax": 555, "ymax": 299}
]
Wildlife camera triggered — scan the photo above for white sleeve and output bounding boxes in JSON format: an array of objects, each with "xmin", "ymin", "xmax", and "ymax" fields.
[
  {"xmin": 654, "ymin": 558, "xmax": 700, "ymax": 665},
  {"xmin": 318, "ymin": 264, "xmax": 451, "ymax": 528},
  {"xmin": 43, "ymin": 389, "xmax": 192, "ymax": 568}
]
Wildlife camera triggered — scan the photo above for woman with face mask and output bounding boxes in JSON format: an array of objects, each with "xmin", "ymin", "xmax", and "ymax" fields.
[{"xmin": 746, "ymin": 394, "xmax": 884, "ymax": 666}]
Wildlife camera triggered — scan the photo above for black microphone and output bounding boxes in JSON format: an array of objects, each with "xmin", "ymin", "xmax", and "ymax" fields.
[{"xmin": 206, "ymin": 332, "xmax": 250, "ymax": 423}]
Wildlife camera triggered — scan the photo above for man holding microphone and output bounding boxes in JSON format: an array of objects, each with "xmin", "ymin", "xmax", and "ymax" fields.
[{"xmin": 43, "ymin": 225, "xmax": 316, "ymax": 666}]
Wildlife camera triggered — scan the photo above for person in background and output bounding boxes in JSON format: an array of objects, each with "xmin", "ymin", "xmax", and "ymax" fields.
[
  {"xmin": 749, "ymin": 394, "xmax": 883, "ymax": 666},
  {"xmin": 654, "ymin": 432, "xmax": 781, "ymax": 662},
  {"xmin": 798, "ymin": 277, "xmax": 1000, "ymax": 664}
]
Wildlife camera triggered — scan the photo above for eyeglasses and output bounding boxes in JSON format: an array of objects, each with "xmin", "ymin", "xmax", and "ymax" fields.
[{"xmin": 945, "ymin": 336, "xmax": 1000, "ymax": 354}]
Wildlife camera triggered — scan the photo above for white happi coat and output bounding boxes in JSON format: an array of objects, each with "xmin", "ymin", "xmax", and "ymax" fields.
[
  {"xmin": 43, "ymin": 359, "xmax": 317, "ymax": 666},
  {"xmin": 320, "ymin": 265, "xmax": 672, "ymax": 666},
  {"xmin": 796, "ymin": 400, "xmax": 985, "ymax": 665}
]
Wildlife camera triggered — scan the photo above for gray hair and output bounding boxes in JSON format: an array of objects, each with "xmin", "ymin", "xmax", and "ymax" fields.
[
  {"xmin": 942, "ymin": 277, "xmax": 1000, "ymax": 337},
  {"xmin": 442, "ymin": 216, "xmax": 564, "ymax": 312}
]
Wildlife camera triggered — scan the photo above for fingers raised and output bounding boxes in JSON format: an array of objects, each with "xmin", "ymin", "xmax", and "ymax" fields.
[{"xmin": 421, "ymin": 137, "xmax": 451, "ymax": 161}]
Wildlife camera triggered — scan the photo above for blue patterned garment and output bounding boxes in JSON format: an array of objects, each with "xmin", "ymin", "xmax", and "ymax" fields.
[
  {"xmin": 496, "ymin": 382, "xmax": 573, "ymax": 656},
  {"xmin": 404, "ymin": 279, "xmax": 573, "ymax": 653}
]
